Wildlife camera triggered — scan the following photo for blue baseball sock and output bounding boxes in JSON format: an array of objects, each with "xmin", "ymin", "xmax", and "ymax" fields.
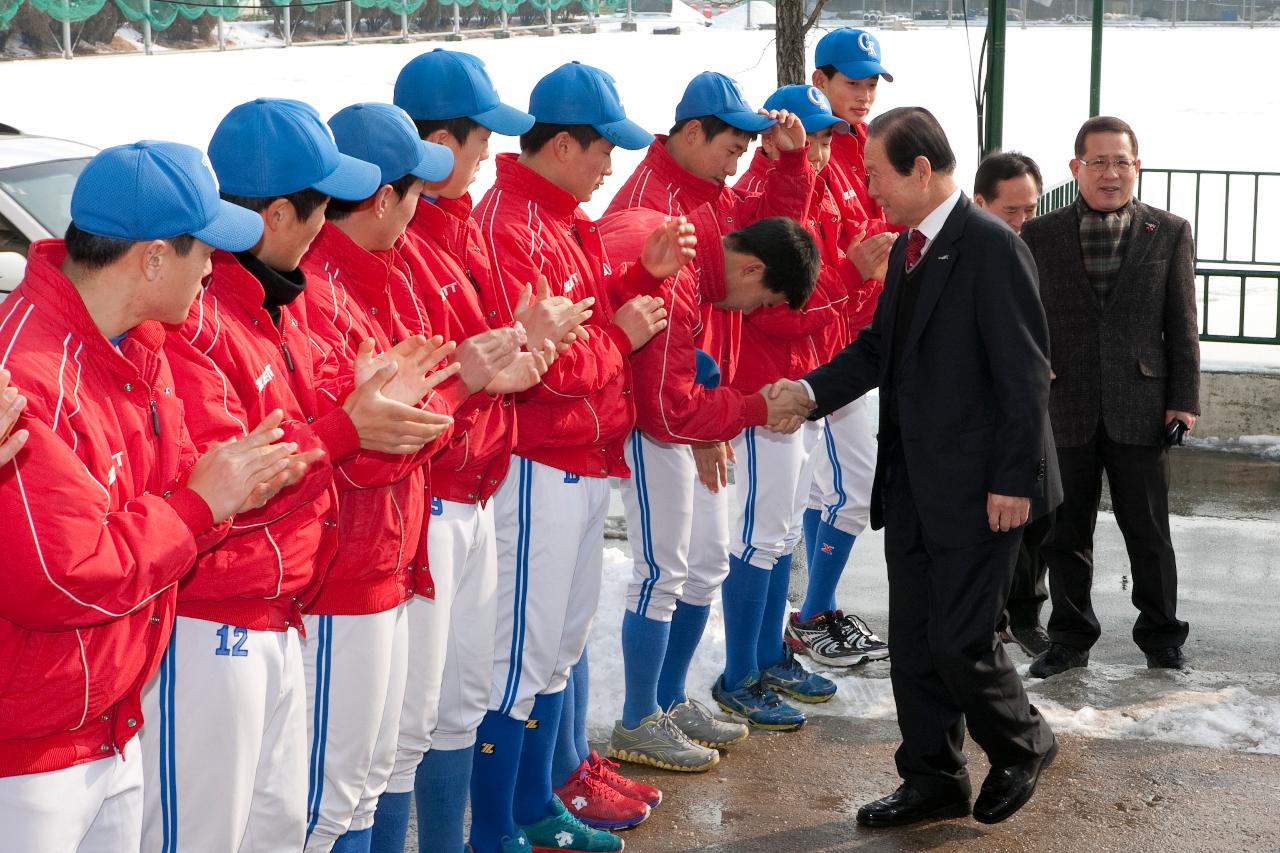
[
  {"xmin": 413, "ymin": 747, "xmax": 473, "ymax": 853},
  {"xmin": 721, "ymin": 554, "xmax": 770, "ymax": 688},
  {"xmin": 802, "ymin": 507, "xmax": 822, "ymax": 566},
  {"xmin": 656, "ymin": 600, "xmax": 711, "ymax": 709},
  {"xmin": 800, "ymin": 522, "xmax": 856, "ymax": 621},
  {"xmin": 552, "ymin": 670, "xmax": 582, "ymax": 786},
  {"xmin": 512, "ymin": 690, "xmax": 566, "ymax": 827},
  {"xmin": 571, "ymin": 651, "xmax": 590, "ymax": 760},
  {"xmin": 757, "ymin": 554, "xmax": 794, "ymax": 670},
  {"xmin": 331, "ymin": 827, "xmax": 373, "ymax": 853},
  {"xmin": 369, "ymin": 790, "xmax": 411, "ymax": 853},
  {"xmin": 469, "ymin": 711, "xmax": 525, "ymax": 853},
  {"xmin": 621, "ymin": 609, "xmax": 672, "ymax": 728}
]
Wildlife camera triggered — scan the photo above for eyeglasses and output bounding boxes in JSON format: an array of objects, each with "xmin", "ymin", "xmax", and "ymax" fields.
[{"xmin": 1076, "ymin": 157, "xmax": 1136, "ymax": 174}]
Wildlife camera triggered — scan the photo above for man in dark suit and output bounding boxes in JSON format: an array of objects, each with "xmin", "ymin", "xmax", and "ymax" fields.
[
  {"xmin": 768, "ymin": 106, "xmax": 1059, "ymax": 827},
  {"xmin": 1021, "ymin": 116, "xmax": 1199, "ymax": 677}
]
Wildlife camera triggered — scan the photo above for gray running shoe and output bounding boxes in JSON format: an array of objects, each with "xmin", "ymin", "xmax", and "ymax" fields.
[
  {"xmin": 607, "ymin": 711, "xmax": 720, "ymax": 772},
  {"xmin": 667, "ymin": 699, "xmax": 749, "ymax": 750}
]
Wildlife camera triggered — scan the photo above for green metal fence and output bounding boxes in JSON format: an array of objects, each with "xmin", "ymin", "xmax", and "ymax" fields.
[{"xmin": 1039, "ymin": 168, "xmax": 1280, "ymax": 345}]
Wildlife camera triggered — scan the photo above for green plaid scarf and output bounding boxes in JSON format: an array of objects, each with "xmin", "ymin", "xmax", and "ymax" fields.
[{"xmin": 1076, "ymin": 196, "xmax": 1133, "ymax": 309}]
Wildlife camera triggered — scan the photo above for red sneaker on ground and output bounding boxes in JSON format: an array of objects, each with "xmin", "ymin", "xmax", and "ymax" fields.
[
  {"xmin": 555, "ymin": 759, "xmax": 651, "ymax": 831},
  {"xmin": 588, "ymin": 751, "xmax": 663, "ymax": 809}
]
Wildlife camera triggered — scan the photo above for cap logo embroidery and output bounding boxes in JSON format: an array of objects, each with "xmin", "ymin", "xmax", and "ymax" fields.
[
  {"xmin": 858, "ymin": 31, "xmax": 878, "ymax": 58},
  {"xmin": 807, "ymin": 87, "xmax": 829, "ymax": 109}
]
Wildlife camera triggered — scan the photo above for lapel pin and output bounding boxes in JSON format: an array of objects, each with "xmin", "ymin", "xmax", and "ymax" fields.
[
  {"xmin": 1144, "ymin": 222, "xmax": 1156, "ymax": 232},
  {"xmin": 937, "ymin": 254, "xmax": 950, "ymax": 261}
]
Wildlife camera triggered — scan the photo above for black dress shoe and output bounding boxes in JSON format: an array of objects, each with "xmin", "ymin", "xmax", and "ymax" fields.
[
  {"xmin": 856, "ymin": 783, "xmax": 970, "ymax": 828},
  {"xmin": 1145, "ymin": 646, "xmax": 1189, "ymax": 670},
  {"xmin": 1028, "ymin": 642, "xmax": 1089, "ymax": 678},
  {"xmin": 1009, "ymin": 625, "xmax": 1051, "ymax": 657},
  {"xmin": 973, "ymin": 737, "xmax": 1058, "ymax": 824}
]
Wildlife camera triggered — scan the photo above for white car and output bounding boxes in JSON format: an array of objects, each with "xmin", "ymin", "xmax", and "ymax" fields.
[{"xmin": 0, "ymin": 126, "xmax": 96, "ymax": 299}]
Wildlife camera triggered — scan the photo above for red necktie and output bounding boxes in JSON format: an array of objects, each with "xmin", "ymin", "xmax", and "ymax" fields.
[{"xmin": 906, "ymin": 229, "xmax": 927, "ymax": 270}]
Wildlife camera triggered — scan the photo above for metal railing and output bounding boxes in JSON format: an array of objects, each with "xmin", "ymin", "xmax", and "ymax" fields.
[{"xmin": 1039, "ymin": 168, "xmax": 1280, "ymax": 345}]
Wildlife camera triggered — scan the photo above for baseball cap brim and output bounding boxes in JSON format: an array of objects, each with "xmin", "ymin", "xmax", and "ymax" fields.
[
  {"xmin": 802, "ymin": 114, "xmax": 852, "ymax": 135},
  {"xmin": 472, "ymin": 101, "xmax": 536, "ymax": 136},
  {"xmin": 313, "ymin": 152, "xmax": 383, "ymax": 201},
  {"xmin": 192, "ymin": 198, "xmax": 266, "ymax": 253},
  {"xmin": 718, "ymin": 110, "xmax": 776, "ymax": 134},
  {"xmin": 410, "ymin": 140, "xmax": 456, "ymax": 183},
  {"xmin": 831, "ymin": 59, "xmax": 894, "ymax": 83},
  {"xmin": 595, "ymin": 117, "xmax": 654, "ymax": 151}
]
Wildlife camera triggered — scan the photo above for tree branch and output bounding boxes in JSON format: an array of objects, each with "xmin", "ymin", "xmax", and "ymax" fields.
[{"xmin": 803, "ymin": 0, "xmax": 832, "ymax": 32}]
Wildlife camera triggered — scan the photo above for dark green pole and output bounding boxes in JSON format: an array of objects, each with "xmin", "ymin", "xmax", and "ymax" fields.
[
  {"xmin": 983, "ymin": 0, "xmax": 1007, "ymax": 157},
  {"xmin": 1089, "ymin": 0, "xmax": 1104, "ymax": 115}
]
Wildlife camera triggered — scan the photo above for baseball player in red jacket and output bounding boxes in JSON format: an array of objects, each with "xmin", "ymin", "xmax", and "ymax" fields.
[
  {"xmin": 0, "ymin": 141, "xmax": 307, "ymax": 850},
  {"xmin": 601, "ymin": 204, "xmax": 822, "ymax": 769},
  {"xmin": 736, "ymin": 86, "xmax": 893, "ymax": 684},
  {"xmin": 300, "ymin": 102, "xmax": 528, "ymax": 853},
  {"xmin": 603, "ymin": 69, "xmax": 822, "ymax": 741},
  {"xmin": 374, "ymin": 51, "xmax": 599, "ymax": 853},
  {"xmin": 138, "ymin": 99, "xmax": 459, "ymax": 853},
  {"xmin": 467, "ymin": 62, "xmax": 696, "ymax": 853},
  {"xmin": 789, "ymin": 29, "xmax": 901, "ymax": 668}
]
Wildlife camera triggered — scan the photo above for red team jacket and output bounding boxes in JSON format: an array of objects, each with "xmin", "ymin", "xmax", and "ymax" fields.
[
  {"xmin": 163, "ymin": 252, "xmax": 361, "ymax": 632},
  {"xmin": 0, "ymin": 242, "xmax": 223, "ymax": 776},
  {"xmin": 734, "ymin": 150, "xmax": 848, "ymax": 384},
  {"xmin": 824, "ymin": 125, "xmax": 899, "ymax": 337},
  {"xmin": 300, "ymin": 223, "xmax": 464, "ymax": 612},
  {"xmin": 599, "ymin": 207, "xmax": 769, "ymax": 444},
  {"xmin": 603, "ymin": 136, "xmax": 814, "ymax": 388},
  {"xmin": 400, "ymin": 195, "xmax": 515, "ymax": 505},
  {"xmin": 475, "ymin": 154, "xmax": 666, "ymax": 479}
]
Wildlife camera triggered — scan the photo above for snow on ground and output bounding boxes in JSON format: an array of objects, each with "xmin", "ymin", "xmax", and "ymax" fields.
[
  {"xmin": 3, "ymin": 24, "xmax": 1279, "ymax": 219},
  {"xmin": 587, "ymin": 543, "xmax": 1280, "ymax": 758},
  {"xmin": 6, "ymin": 21, "xmax": 1280, "ymax": 758}
]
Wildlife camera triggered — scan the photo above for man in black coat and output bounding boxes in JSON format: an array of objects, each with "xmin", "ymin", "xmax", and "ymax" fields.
[
  {"xmin": 1021, "ymin": 116, "xmax": 1199, "ymax": 677},
  {"xmin": 768, "ymin": 106, "xmax": 1059, "ymax": 828}
]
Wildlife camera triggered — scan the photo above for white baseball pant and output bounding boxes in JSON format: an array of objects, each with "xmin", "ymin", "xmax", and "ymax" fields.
[
  {"xmin": 302, "ymin": 604, "xmax": 408, "ymax": 852},
  {"xmin": 806, "ymin": 395, "xmax": 876, "ymax": 536},
  {"xmin": 621, "ymin": 430, "xmax": 731, "ymax": 620},
  {"xmin": 140, "ymin": 616, "xmax": 308, "ymax": 853},
  {"xmin": 0, "ymin": 740, "xmax": 143, "ymax": 852},
  {"xmin": 489, "ymin": 456, "xmax": 609, "ymax": 720},
  {"xmin": 730, "ymin": 421, "xmax": 823, "ymax": 569},
  {"xmin": 387, "ymin": 498, "xmax": 498, "ymax": 794}
]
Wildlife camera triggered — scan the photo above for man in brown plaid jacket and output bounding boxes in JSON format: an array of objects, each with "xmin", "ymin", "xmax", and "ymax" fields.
[{"xmin": 1021, "ymin": 115, "xmax": 1200, "ymax": 677}]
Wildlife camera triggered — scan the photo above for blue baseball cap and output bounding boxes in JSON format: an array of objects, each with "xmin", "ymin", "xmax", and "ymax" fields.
[
  {"xmin": 71, "ymin": 141, "xmax": 262, "ymax": 252},
  {"xmin": 329, "ymin": 103, "xmax": 455, "ymax": 185},
  {"xmin": 763, "ymin": 85, "xmax": 850, "ymax": 135},
  {"xmin": 675, "ymin": 72, "xmax": 775, "ymax": 134},
  {"xmin": 528, "ymin": 62, "xmax": 653, "ymax": 151},
  {"xmin": 209, "ymin": 98, "xmax": 382, "ymax": 201},
  {"xmin": 394, "ymin": 49, "xmax": 534, "ymax": 137},
  {"xmin": 814, "ymin": 28, "xmax": 893, "ymax": 82}
]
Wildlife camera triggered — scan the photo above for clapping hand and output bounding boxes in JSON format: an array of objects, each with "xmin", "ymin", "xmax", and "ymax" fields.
[
  {"xmin": 355, "ymin": 335, "xmax": 460, "ymax": 407},
  {"xmin": 639, "ymin": 216, "xmax": 698, "ymax": 280},
  {"xmin": 514, "ymin": 274, "xmax": 593, "ymax": 356},
  {"xmin": 847, "ymin": 230, "xmax": 895, "ymax": 282},
  {"xmin": 0, "ymin": 369, "xmax": 29, "ymax": 467},
  {"xmin": 346, "ymin": 343, "xmax": 455, "ymax": 454}
]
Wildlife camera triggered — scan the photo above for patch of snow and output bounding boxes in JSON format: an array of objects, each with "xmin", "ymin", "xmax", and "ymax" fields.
[
  {"xmin": 712, "ymin": 1, "xmax": 775, "ymax": 29},
  {"xmin": 224, "ymin": 20, "xmax": 284, "ymax": 48},
  {"xmin": 1036, "ymin": 687, "xmax": 1280, "ymax": 756}
]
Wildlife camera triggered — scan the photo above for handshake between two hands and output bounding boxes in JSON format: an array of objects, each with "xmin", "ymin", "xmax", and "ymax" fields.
[{"xmin": 758, "ymin": 378, "xmax": 815, "ymax": 434}]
